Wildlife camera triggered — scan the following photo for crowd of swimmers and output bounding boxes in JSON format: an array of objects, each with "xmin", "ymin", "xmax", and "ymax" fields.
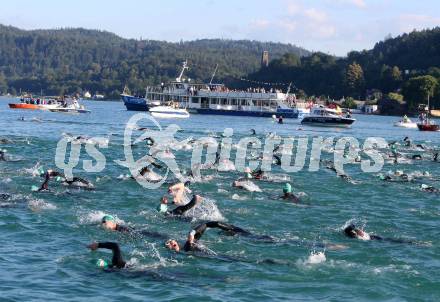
[{"xmin": 1, "ymin": 133, "xmax": 437, "ymax": 270}]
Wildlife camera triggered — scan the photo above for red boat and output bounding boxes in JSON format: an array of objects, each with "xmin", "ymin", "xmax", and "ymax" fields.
[
  {"xmin": 417, "ymin": 122, "xmax": 440, "ymax": 131},
  {"xmin": 9, "ymin": 97, "xmax": 62, "ymax": 110}
]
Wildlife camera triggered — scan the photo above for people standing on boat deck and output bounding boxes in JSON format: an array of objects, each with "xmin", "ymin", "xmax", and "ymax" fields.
[
  {"xmin": 88, "ymin": 242, "xmax": 126, "ymax": 269},
  {"xmin": 157, "ymin": 195, "xmax": 203, "ymax": 216},
  {"xmin": 168, "ymin": 181, "xmax": 191, "ymax": 205},
  {"xmin": 165, "ymin": 221, "xmax": 270, "ymax": 253}
]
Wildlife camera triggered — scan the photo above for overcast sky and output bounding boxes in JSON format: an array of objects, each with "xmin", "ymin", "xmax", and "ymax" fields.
[{"xmin": 1, "ymin": 0, "xmax": 439, "ymax": 55}]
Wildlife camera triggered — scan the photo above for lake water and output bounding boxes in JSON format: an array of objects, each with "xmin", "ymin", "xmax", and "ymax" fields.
[{"xmin": 1, "ymin": 97, "xmax": 439, "ymax": 301}]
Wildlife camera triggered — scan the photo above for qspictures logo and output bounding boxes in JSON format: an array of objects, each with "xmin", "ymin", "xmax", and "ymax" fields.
[{"xmin": 54, "ymin": 113, "xmax": 389, "ymax": 189}]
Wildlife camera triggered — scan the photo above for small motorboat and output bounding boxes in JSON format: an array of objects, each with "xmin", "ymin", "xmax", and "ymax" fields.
[
  {"xmin": 49, "ymin": 98, "xmax": 91, "ymax": 114},
  {"xmin": 417, "ymin": 99, "xmax": 439, "ymax": 131},
  {"xmin": 394, "ymin": 115, "xmax": 417, "ymax": 128},
  {"xmin": 417, "ymin": 122, "xmax": 440, "ymax": 131},
  {"xmin": 9, "ymin": 96, "xmax": 62, "ymax": 110},
  {"xmin": 149, "ymin": 103, "xmax": 189, "ymax": 118},
  {"xmin": 301, "ymin": 105, "xmax": 355, "ymax": 127}
]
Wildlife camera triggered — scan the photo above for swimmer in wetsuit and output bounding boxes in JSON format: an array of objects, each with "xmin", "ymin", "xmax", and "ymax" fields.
[
  {"xmin": 343, "ymin": 224, "xmax": 415, "ymax": 244},
  {"xmin": 101, "ymin": 215, "xmax": 167, "ymax": 239},
  {"xmin": 157, "ymin": 195, "xmax": 203, "ymax": 216},
  {"xmin": 420, "ymin": 184, "xmax": 439, "ymax": 193},
  {"xmin": 168, "ymin": 181, "xmax": 191, "ymax": 205},
  {"xmin": 62, "ymin": 176, "xmax": 94, "ymax": 189},
  {"xmin": 165, "ymin": 221, "xmax": 254, "ymax": 252},
  {"xmin": 37, "ymin": 169, "xmax": 64, "ymax": 191},
  {"xmin": 87, "ymin": 242, "xmax": 126, "ymax": 269},
  {"xmin": 281, "ymin": 183, "xmax": 299, "ymax": 202},
  {"xmin": 0, "ymin": 149, "xmax": 7, "ymax": 161}
]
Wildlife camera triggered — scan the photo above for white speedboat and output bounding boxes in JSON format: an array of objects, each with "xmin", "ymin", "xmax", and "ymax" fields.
[
  {"xmin": 394, "ymin": 116, "xmax": 417, "ymax": 129},
  {"xmin": 149, "ymin": 105, "xmax": 189, "ymax": 118},
  {"xmin": 301, "ymin": 105, "xmax": 355, "ymax": 127},
  {"xmin": 50, "ymin": 99, "xmax": 91, "ymax": 114}
]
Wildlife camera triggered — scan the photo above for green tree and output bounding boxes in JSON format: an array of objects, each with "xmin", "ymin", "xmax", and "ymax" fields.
[
  {"xmin": 345, "ymin": 62, "xmax": 365, "ymax": 97},
  {"xmin": 0, "ymin": 71, "xmax": 7, "ymax": 94},
  {"xmin": 402, "ymin": 75, "xmax": 438, "ymax": 109},
  {"xmin": 342, "ymin": 97, "xmax": 357, "ymax": 109}
]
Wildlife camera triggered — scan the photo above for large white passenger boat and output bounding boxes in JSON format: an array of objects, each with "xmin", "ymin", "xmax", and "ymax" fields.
[{"xmin": 122, "ymin": 62, "xmax": 300, "ymax": 118}]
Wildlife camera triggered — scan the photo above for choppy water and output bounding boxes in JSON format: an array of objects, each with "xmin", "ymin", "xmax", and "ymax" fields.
[{"xmin": 1, "ymin": 97, "xmax": 440, "ymax": 301}]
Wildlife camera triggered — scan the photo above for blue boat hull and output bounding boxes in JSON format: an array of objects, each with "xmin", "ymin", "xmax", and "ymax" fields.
[
  {"xmin": 191, "ymin": 108, "xmax": 298, "ymax": 118},
  {"xmin": 121, "ymin": 95, "xmax": 149, "ymax": 111}
]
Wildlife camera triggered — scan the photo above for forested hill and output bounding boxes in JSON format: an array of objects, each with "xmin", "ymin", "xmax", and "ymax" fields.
[
  {"xmin": 0, "ymin": 24, "xmax": 309, "ymax": 97},
  {"xmin": 248, "ymin": 27, "xmax": 440, "ymax": 105}
]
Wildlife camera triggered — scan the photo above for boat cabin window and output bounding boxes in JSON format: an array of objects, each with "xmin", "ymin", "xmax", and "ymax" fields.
[
  {"xmin": 221, "ymin": 98, "xmax": 228, "ymax": 105},
  {"xmin": 192, "ymin": 97, "xmax": 199, "ymax": 103},
  {"xmin": 241, "ymin": 99, "xmax": 247, "ymax": 106},
  {"xmin": 231, "ymin": 99, "xmax": 237, "ymax": 106},
  {"xmin": 210, "ymin": 98, "xmax": 218, "ymax": 104}
]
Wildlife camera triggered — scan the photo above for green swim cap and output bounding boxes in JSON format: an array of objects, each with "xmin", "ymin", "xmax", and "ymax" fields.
[
  {"xmin": 378, "ymin": 174, "xmax": 385, "ymax": 180},
  {"xmin": 245, "ymin": 173, "xmax": 252, "ymax": 179},
  {"xmin": 96, "ymin": 258, "xmax": 109, "ymax": 269},
  {"xmin": 157, "ymin": 203, "xmax": 168, "ymax": 213},
  {"xmin": 55, "ymin": 176, "xmax": 62, "ymax": 182},
  {"xmin": 31, "ymin": 185, "xmax": 39, "ymax": 192},
  {"xmin": 283, "ymin": 183, "xmax": 292, "ymax": 193},
  {"xmin": 101, "ymin": 215, "xmax": 115, "ymax": 223},
  {"xmin": 37, "ymin": 167, "xmax": 45, "ymax": 176}
]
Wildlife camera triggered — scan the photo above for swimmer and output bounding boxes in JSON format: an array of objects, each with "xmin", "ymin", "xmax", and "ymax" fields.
[
  {"xmin": 101, "ymin": 215, "xmax": 167, "ymax": 239},
  {"xmin": 420, "ymin": 184, "xmax": 439, "ymax": 193},
  {"xmin": 168, "ymin": 181, "xmax": 191, "ymax": 205},
  {"xmin": 0, "ymin": 149, "xmax": 6, "ymax": 161},
  {"xmin": 36, "ymin": 169, "xmax": 64, "ymax": 191},
  {"xmin": 157, "ymin": 195, "xmax": 203, "ymax": 216},
  {"xmin": 252, "ymin": 168, "xmax": 264, "ymax": 180},
  {"xmin": 278, "ymin": 116, "xmax": 284, "ymax": 124},
  {"xmin": 403, "ymin": 136, "xmax": 411, "ymax": 147},
  {"xmin": 343, "ymin": 224, "xmax": 415, "ymax": 244},
  {"xmin": 281, "ymin": 183, "xmax": 299, "ymax": 202},
  {"xmin": 87, "ymin": 242, "xmax": 126, "ymax": 269},
  {"xmin": 411, "ymin": 154, "xmax": 422, "ymax": 160},
  {"xmin": 343, "ymin": 224, "xmax": 380, "ymax": 240},
  {"xmin": 433, "ymin": 152, "xmax": 439, "ymax": 162},
  {"xmin": 63, "ymin": 176, "xmax": 94, "ymax": 190},
  {"xmin": 250, "ymin": 129, "xmax": 256, "ymax": 136},
  {"xmin": 165, "ymin": 221, "xmax": 270, "ymax": 253},
  {"xmin": 232, "ymin": 178, "xmax": 262, "ymax": 192}
]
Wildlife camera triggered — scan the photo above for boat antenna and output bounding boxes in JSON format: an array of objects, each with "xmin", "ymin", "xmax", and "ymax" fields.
[
  {"xmin": 209, "ymin": 64, "xmax": 219, "ymax": 85},
  {"xmin": 176, "ymin": 60, "xmax": 188, "ymax": 82},
  {"xmin": 286, "ymin": 82, "xmax": 292, "ymax": 95}
]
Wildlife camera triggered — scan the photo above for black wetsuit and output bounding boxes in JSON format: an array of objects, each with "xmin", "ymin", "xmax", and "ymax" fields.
[
  {"xmin": 38, "ymin": 171, "xmax": 62, "ymax": 191},
  {"xmin": 64, "ymin": 177, "xmax": 93, "ymax": 188},
  {"xmin": 113, "ymin": 224, "xmax": 167, "ymax": 240},
  {"xmin": 97, "ymin": 242, "xmax": 126, "ymax": 269},
  {"xmin": 168, "ymin": 195, "xmax": 198, "ymax": 216},
  {"xmin": 282, "ymin": 193, "xmax": 299, "ymax": 202},
  {"xmin": 252, "ymin": 169, "xmax": 264, "ymax": 180},
  {"xmin": 0, "ymin": 151, "xmax": 6, "ymax": 161},
  {"xmin": 183, "ymin": 221, "xmax": 251, "ymax": 252}
]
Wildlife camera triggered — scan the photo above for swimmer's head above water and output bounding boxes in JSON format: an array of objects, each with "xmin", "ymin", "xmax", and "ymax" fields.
[
  {"xmin": 343, "ymin": 224, "xmax": 370, "ymax": 240},
  {"xmin": 101, "ymin": 215, "xmax": 117, "ymax": 231},
  {"xmin": 165, "ymin": 239, "xmax": 180, "ymax": 252}
]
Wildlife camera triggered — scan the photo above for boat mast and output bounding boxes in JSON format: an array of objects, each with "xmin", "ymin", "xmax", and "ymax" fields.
[
  {"xmin": 209, "ymin": 64, "xmax": 219, "ymax": 85},
  {"xmin": 176, "ymin": 61, "xmax": 188, "ymax": 83}
]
